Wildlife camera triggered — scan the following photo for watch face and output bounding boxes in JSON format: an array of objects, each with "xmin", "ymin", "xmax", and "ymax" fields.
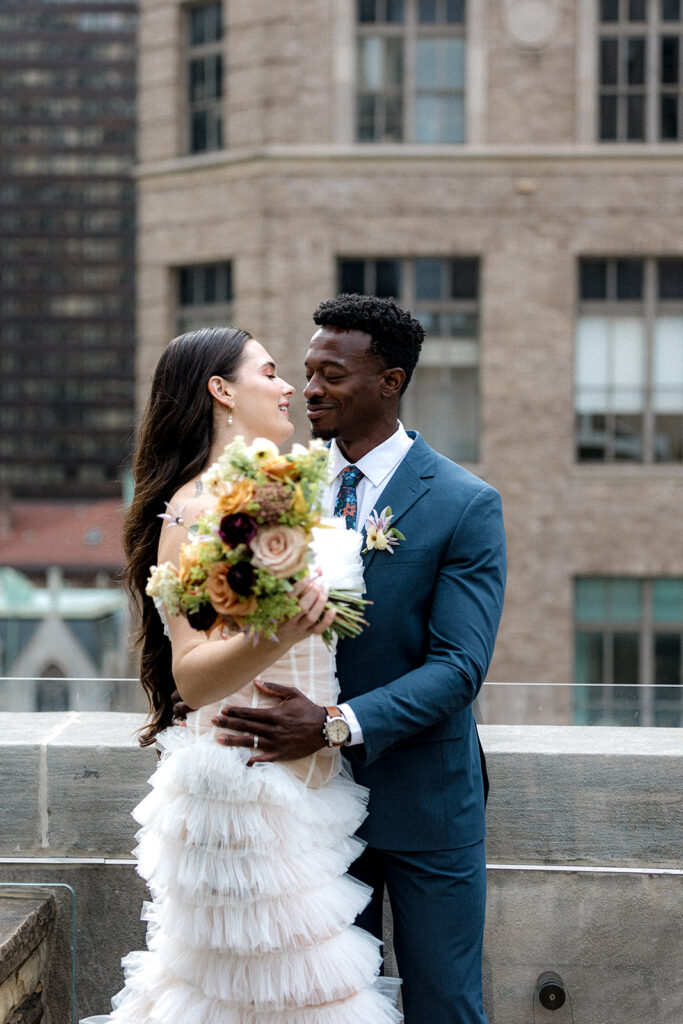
[{"xmin": 326, "ymin": 717, "xmax": 350, "ymax": 744}]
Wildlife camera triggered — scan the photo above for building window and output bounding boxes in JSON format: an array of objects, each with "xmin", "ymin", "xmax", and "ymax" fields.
[
  {"xmin": 338, "ymin": 256, "xmax": 478, "ymax": 460},
  {"xmin": 574, "ymin": 577, "xmax": 683, "ymax": 726},
  {"xmin": 599, "ymin": 0, "xmax": 683, "ymax": 141},
  {"xmin": 186, "ymin": 1, "xmax": 224, "ymax": 153},
  {"xmin": 176, "ymin": 261, "xmax": 233, "ymax": 332},
  {"xmin": 575, "ymin": 257, "xmax": 683, "ymax": 463},
  {"xmin": 356, "ymin": 0, "xmax": 466, "ymax": 143}
]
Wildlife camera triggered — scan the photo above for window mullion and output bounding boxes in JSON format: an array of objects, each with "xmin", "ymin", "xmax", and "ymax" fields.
[
  {"xmin": 405, "ymin": 9, "xmax": 416, "ymax": 142},
  {"xmin": 647, "ymin": 5, "xmax": 659, "ymax": 143},
  {"xmin": 643, "ymin": 258, "xmax": 656, "ymax": 462},
  {"xmin": 640, "ymin": 581, "xmax": 654, "ymax": 725}
]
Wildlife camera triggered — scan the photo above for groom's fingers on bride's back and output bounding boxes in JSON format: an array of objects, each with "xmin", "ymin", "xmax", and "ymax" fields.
[{"xmin": 170, "ymin": 688, "xmax": 194, "ymax": 720}]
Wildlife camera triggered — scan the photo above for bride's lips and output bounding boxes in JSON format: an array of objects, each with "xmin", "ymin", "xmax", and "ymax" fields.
[{"xmin": 278, "ymin": 402, "xmax": 290, "ymax": 417}]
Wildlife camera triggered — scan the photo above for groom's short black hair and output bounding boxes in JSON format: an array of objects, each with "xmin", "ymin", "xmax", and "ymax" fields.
[{"xmin": 312, "ymin": 293, "xmax": 424, "ymax": 394}]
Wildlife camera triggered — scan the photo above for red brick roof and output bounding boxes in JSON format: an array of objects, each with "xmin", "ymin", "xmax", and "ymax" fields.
[{"xmin": 0, "ymin": 500, "xmax": 125, "ymax": 570}]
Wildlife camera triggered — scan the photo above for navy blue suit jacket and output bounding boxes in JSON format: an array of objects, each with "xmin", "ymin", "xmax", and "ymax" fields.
[{"xmin": 336, "ymin": 432, "xmax": 506, "ymax": 852}]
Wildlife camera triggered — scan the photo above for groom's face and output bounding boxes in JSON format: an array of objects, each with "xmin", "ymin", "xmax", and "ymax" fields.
[{"xmin": 303, "ymin": 326, "xmax": 386, "ymax": 444}]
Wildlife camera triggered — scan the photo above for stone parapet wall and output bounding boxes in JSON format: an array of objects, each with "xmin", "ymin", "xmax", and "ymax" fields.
[
  {"xmin": 0, "ymin": 893, "xmax": 55, "ymax": 1024},
  {"xmin": 0, "ymin": 713, "xmax": 681, "ymax": 1022}
]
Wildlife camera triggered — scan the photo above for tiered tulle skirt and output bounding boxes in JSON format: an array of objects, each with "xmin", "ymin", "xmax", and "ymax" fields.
[{"xmin": 94, "ymin": 724, "xmax": 402, "ymax": 1024}]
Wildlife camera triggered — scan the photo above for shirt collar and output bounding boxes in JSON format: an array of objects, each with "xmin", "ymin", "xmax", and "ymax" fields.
[{"xmin": 328, "ymin": 422, "xmax": 413, "ymax": 488}]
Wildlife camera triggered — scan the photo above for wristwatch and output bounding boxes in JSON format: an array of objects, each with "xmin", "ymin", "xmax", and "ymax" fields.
[{"xmin": 321, "ymin": 705, "xmax": 351, "ymax": 747}]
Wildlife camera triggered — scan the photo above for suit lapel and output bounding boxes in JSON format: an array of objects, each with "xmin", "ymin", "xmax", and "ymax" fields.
[{"xmin": 361, "ymin": 432, "xmax": 435, "ymax": 571}]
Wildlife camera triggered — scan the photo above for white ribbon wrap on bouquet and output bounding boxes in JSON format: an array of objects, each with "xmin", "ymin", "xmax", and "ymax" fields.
[{"xmin": 310, "ymin": 517, "xmax": 365, "ymax": 594}]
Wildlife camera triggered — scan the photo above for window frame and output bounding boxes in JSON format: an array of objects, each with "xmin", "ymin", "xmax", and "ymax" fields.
[
  {"xmin": 183, "ymin": 0, "xmax": 225, "ymax": 155},
  {"xmin": 574, "ymin": 576, "xmax": 683, "ymax": 727},
  {"xmin": 337, "ymin": 255, "xmax": 480, "ymax": 460},
  {"xmin": 355, "ymin": 0, "xmax": 467, "ymax": 144},
  {"xmin": 575, "ymin": 256, "xmax": 683, "ymax": 464},
  {"xmin": 175, "ymin": 260, "xmax": 233, "ymax": 333},
  {"xmin": 598, "ymin": 0, "xmax": 683, "ymax": 142}
]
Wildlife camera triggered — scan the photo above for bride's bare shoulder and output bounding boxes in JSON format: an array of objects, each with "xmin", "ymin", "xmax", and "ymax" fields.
[
  {"xmin": 157, "ymin": 479, "xmax": 218, "ymax": 562},
  {"xmin": 171, "ymin": 477, "xmax": 218, "ymax": 522}
]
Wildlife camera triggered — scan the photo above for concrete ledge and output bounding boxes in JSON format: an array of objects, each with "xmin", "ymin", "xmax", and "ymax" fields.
[
  {"xmin": 0, "ymin": 893, "xmax": 55, "ymax": 1024},
  {"xmin": 0, "ymin": 714, "xmax": 681, "ymax": 1022},
  {"xmin": 483, "ymin": 725, "xmax": 683, "ymax": 867}
]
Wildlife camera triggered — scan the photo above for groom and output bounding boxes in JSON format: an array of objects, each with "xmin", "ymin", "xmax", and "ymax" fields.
[{"xmin": 212, "ymin": 294, "xmax": 506, "ymax": 1024}]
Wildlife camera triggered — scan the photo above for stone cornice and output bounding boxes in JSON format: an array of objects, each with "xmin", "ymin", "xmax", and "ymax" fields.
[{"xmin": 133, "ymin": 143, "xmax": 683, "ymax": 180}]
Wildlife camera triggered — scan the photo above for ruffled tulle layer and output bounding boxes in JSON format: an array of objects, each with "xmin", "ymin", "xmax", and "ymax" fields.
[{"xmin": 87, "ymin": 724, "xmax": 401, "ymax": 1023}]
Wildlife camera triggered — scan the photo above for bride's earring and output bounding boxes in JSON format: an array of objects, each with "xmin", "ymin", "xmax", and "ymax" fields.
[{"xmin": 227, "ymin": 409, "xmax": 233, "ymax": 426}]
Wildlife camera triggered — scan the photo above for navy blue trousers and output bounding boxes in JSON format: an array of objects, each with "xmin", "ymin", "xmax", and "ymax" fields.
[{"xmin": 350, "ymin": 841, "xmax": 489, "ymax": 1024}]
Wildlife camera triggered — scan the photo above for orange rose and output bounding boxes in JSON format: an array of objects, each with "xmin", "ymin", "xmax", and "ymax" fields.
[
  {"xmin": 178, "ymin": 543, "xmax": 199, "ymax": 586},
  {"xmin": 261, "ymin": 456, "xmax": 298, "ymax": 481},
  {"xmin": 206, "ymin": 562, "xmax": 258, "ymax": 618},
  {"xmin": 216, "ymin": 479, "xmax": 256, "ymax": 516}
]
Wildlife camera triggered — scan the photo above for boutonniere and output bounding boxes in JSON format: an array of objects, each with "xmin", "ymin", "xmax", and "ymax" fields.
[{"xmin": 363, "ymin": 506, "xmax": 405, "ymax": 555}]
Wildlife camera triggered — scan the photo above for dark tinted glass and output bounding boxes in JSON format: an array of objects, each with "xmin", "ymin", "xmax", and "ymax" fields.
[
  {"xmin": 627, "ymin": 38, "xmax": 645, "ymax": 84},
  {"xmin": 661, "ymin": 37, "xmax": 679, "ymax": 84},
  {"xmin": 616, "ymin": 259, "xmax": 643, "ymax": 299},
  {"xmin": 658, "ymin": 259, "xmax": 683, "ymax": 298},
  {"xmin": 376, "ymin": 259, "xmax": 401, "ymax": 296},
  {"xmin": 358, "ymin": 0, "xmax": 376, "ymax": 22},
  {"xmin": 446, "ymin": 0, "xmax": 465, "ymax": 20},
  {"xmin": 600, "ymin": 0, "xmax": 619, "ymax": 20},
  {"xmin": 179, "ymin": 268, "xmax": 192, "ymax": 305},
  {"xmin": 339, "ymin": 260, "xmax": 366, "ymax": 294},
  {"xmin": 204, "ymin": 266, "xmax": 216, "ymax": 303},
  {"xmin": 661, "ymin": 0, "xmax": 681, "ymax": 20},
  {"xmin": 192, "ymin": 110, "xmax": 207, "ymax": 152},
  {"xmin": 661, "ymin": 94, "xmax": 679, "ymax": 137},
  {"xmin": 628, "ymin": 0, "xmax": 646, "ymax": 19},
  {"xmin": 600, "ymin": 38, "xmax": 618, "ymax": 85},
  {"xmin": 600, "ymin": 95, "xmax": 618, "ymax": 139},
  {"xmin": 450, "ymin": 259, "xmax": 478, "ymax": 299},
  {"xmin": 418, "ymin": 0, "xmax": 437, "ymax": 21},
  {"xmin": 357, "ymin": 95, "xmax": 376, "ymax": 142},
  {"xmin": 627, "ymin": 93, "xmax": 645, "ymax": 138},
  {"xmin": 415, "ymin": 258, "xmax": 443, "ymax": 300},
  {"xmin": 580, "ymin": 259, "xmax": 608, "ymax": 299},
  {"xmin": 386, "ymin": 0, "xmax": 404, "ymax": 22},
  {"xmin": 223, "ymin": 263, "xmax": 232, "ymax": 301}
]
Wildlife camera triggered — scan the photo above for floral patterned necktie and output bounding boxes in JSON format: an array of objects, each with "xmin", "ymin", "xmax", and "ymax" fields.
[{"xmin": 334, "ymin": 466, "xmax": 364, "ymax": 530}]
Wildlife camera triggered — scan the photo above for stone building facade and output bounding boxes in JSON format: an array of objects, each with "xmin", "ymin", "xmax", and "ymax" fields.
[{"xmin": 135, "ymin": 0, "xmax": 683, "ymax": 726}]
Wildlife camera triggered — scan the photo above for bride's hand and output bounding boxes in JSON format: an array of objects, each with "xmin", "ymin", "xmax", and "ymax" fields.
[{"xmin": 276, "ymin": 577, "xmax": 336, "ymax": 645}]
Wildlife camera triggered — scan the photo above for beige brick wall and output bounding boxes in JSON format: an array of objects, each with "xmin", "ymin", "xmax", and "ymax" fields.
[{"xmin": 135, "ymin": 1, "xmax": 683, "ymax": 722}]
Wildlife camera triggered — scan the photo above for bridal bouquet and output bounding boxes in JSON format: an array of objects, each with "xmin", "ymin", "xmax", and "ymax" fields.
[{"xmin": 146, "ymin": 436, "xmax": 369, "ymax": 645}]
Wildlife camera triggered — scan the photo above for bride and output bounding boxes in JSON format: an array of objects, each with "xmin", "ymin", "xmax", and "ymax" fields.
[{"xmin": 85, "ymin": 327, "xmax": 401, "ymax": 1023}]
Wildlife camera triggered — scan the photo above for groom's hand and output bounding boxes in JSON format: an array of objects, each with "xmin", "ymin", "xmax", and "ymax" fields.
[
  {"xmin": 171, "ymin": 688, "xmax": 195, "ymax": 724},
  {"xmin": 211, "ymin": 680, "xmax": 327, "ymax": 766}
]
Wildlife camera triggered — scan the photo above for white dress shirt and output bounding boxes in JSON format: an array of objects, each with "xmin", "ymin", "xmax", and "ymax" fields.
[{"xmin": 323, "ymin": 422, "xmax": 414, "ymax": 745}]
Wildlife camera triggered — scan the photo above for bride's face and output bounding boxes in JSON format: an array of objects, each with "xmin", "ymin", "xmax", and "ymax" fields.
[{"xmin": 230, "ymin": 339, "xmax": 295, "ymax": 446}]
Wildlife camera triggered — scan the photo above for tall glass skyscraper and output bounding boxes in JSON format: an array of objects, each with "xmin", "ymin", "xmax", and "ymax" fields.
[{"xmin": 0, "ymin": 0, "xmax": 137, "ymax": 499}]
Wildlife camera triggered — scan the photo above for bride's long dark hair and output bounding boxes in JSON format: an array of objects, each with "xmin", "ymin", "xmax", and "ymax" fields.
[{"xmin": 123, "ymin": 326, "xmax": 252, "ymax": 745}]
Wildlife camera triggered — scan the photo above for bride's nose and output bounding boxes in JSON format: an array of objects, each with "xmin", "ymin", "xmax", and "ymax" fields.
[{"xmin": 282, "ymin": 379, "xmax": 295, "ymax": 396}]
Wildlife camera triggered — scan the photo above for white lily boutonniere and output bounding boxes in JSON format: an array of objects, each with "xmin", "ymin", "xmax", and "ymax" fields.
[{"xmin": 362, "ymin": 506, "xmax": 405, "ymax": 555}]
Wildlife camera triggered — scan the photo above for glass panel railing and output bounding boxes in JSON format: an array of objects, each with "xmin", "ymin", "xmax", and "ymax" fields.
[
  {"xmin": 0, "ymin": 677, "xmax": 681, "ymax": 727},
  {"xmin": 475, "ymin": 682, "xmax": 683, "ymax": 727}
]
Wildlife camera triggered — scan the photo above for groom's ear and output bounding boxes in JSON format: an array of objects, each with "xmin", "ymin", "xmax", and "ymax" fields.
[{"xmin": 379, "ymin": 367, "xmax": 405, "ymax": 400}]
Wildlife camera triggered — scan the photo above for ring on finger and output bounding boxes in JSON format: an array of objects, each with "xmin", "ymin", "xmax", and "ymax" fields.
[{"xmin": 253, "ymin": 734, "xmax": 259, "ymax": 749}]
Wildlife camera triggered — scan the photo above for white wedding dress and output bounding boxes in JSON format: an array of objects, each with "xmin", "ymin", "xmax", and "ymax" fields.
[{"xmin": 83, "ymin": 635, "xmax": 401, "ymax": 1024}]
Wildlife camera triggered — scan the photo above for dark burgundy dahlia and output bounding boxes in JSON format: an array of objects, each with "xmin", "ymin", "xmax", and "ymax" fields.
[
  {"xmin": 226, "ymin": 561, "xmax": 255, "ymax": 597},
  {"xmin": 218, "ymin": 513, "xmax": 258, "ymax": 548}
]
